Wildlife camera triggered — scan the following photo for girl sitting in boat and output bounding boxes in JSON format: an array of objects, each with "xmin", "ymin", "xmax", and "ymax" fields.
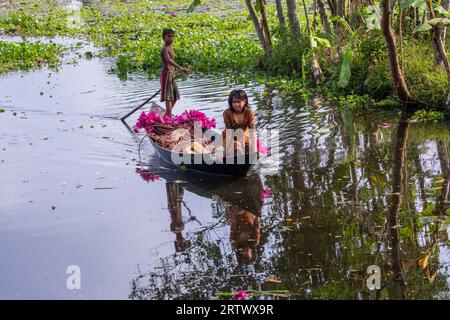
[{"xmin": 222, "ymin": 89, "xmax": 257, "ymax": 156}]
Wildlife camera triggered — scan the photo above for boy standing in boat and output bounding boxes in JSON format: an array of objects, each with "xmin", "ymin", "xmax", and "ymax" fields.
[{"xmin": 160, "ymin": 28, "xmax": 189, "ymax": 117}]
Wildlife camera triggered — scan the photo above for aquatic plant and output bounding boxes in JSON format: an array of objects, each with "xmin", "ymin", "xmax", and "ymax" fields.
[{"xmin": 0, "ymin": 40, "xmax": 62, "ymax": 73}]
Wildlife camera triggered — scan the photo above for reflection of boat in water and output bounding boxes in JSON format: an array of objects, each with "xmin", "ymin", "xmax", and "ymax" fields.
[
  {"xmin": 148, "ymin": 103, "xmax": 258, "ymax": 177},
  {"xmin": 145, "ymin": 153, "xmax": 264, "ymax": 215},
  {"xmin": 145, "ymin": 155, "xmax": 264, "ymax": 264}
]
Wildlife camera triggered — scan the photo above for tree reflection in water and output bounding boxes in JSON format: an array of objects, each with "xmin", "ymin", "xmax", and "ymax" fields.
[{"xmin": 131, "ymin": 91, "xmax": 450, "ymax": 300}]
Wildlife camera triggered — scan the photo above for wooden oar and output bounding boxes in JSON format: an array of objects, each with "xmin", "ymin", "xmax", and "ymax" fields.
[{"xmin": 120, "ymin": 73, "xmax": 184, "ymax": 122}]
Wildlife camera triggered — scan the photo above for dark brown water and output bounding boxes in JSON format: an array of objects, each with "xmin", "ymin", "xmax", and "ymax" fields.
[{"xmin": 1, "ymin": 38, "xmax": 450, "ymax": 300}]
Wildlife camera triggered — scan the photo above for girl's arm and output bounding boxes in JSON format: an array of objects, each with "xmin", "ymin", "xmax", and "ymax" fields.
[
  {"xmin": 248, "ymin": 110, "xmax": 257, "ymax": 153},
  {"xmin": 223, "ymin": 109, "xmax": 233, "ymax": 129},
  {"xmin": 248, "ymin": 110, "xmax": 256, "ymax": 130},
  {"xmin": 222, "ymin": 110, "xmax": 235, "ymax": 157}
]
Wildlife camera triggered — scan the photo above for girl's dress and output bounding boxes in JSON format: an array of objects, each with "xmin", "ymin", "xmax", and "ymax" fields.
[{"xmin": 222, "ymin": 107, "xmax": 255, "ymax": 154}]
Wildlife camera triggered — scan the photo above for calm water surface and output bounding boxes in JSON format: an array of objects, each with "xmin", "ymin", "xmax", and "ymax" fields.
[{"xmin": 1, "ymin": 36, "xmax": 450, "ymax": 299}]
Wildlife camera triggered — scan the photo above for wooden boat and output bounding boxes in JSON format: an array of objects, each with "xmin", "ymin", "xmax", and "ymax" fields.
[{"xmin": 147, "ymin": 103, "xmax": 258, "ymax": 177}]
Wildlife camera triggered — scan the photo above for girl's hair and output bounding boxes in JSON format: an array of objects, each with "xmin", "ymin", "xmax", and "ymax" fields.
[
  {"xmin": 162, "ymin": 28, "xmax": 175, "ymax": 38},
  {"xmin": 228, "ymin": 89, "xmax": 250, "ymax": 111}
]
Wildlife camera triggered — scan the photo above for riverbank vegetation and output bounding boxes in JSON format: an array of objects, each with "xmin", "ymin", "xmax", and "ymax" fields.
[{"xmin": 0, "ymin": 0, "xmax": 449, "ymax": 111}]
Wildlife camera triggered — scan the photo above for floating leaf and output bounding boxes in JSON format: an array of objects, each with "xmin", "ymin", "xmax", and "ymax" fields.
[
  {"xmin": 267, "ymin": 277, "xmax": 282, "ymax": 284},
  {"xmin": 418, "ymin": 252, "xmax": 432, "ymax": 270}
]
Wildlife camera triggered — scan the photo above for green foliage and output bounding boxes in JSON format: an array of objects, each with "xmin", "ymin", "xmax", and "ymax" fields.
[
  {"xmin": 338, "ymin": 94, "xmax": 371, "ymax": 111},
  {"xmin": 403, "ymin": 41, "xmax": 449, "ymax": 107},
  {"xmin": 267, "ymin": 38, "xmax": 308, "ymax": 76},
  {"xmin": 331, "ymin": 31, "xmax": 393, "ymax": 99},
  {"xmin": 338, "ymin": 48, "xmax": 352, "ymax": 88},
  {"xmin": 0, "ymin": 40, "xmax": 62, "ymax": 73},
  {"xmin": 399, "ymin": 0, "xmax": 430, "ymax": 11},
  {"xmin": 411, "ymin": 109, "xmax": 444, "ymax": 122},
  {"xmin": 0, "ymin": 0, "xmax": 448, "ymax": 110},
  {"xmin": 329, "ymin": 29, "xmax": 448, "ymax": 108},
  {"xmin": 0, "ymin": 10, "xmax": 72, "ymax": 36}
]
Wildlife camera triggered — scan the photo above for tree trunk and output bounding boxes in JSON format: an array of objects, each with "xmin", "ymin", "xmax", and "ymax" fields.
[
  {"xmin": 245, "ymin": 0, "xmax": 271, "ymax": 62},
  {"xmin": 317, "ymin": 0, "xmax": 331, "ymax": 33},
  {"xmin": 337, "ymin": 0, "xmax": 345, "ymax": 17},
  {"xmin": 328, "ymin": 0, "xmax": 346, "ymax": 57},
  {"xmin": 327, "ymin": 0, "xmax": 337, "ymax": 16},
  {"xmin": 380, "ymin": 0, "xmax": 413, "ymax": 104},
  {"xmin": 275, "ymin": 0, "xmax": 286, "ymax": 29},
  {"xmin": 310, "ymin": 54, "xmax": 324, "ymax": 85},
  {"xmin": 426, "ymin": 0, "xmax": 450, "ymax": 106},
  {"xmin": 349, "ymin": 0, "xmax": 374, "ymax": 29},
  {"xmin": 443, "ymin": 0, "xmax": 450, "ymax": 49},
  {"xmin": 433, "ymin": 0, "xmax": 449, "ymax": 66},
  {"xmin": 302, "ymin": 0, "xmax": 324, "ymax": 85},
  {"xmin": 258, "ymin": 0, "xmax": 272, "ymax": 50},
  {"xmin": 286, "ymin": 0, "xmax": 302, "ymax": 40}
]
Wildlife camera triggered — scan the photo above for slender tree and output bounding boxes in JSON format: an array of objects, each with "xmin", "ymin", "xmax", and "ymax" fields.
[
  {"xmin": 302, "ymin": 0, "xmax": 324, "ymax": 85},
  {"xmin": 426, "ymin": 0, "xmax": 450, "ymax": 106},
  {"xmin": 258, "ymin": 0, "xmax": 272, "ymax": 49},
  {"xmin": 317, "ymin": 0, "xmax": 331, "ymax": 33},
  {"xmin": 286, "ymin": 0, "xmax": 302, "ymax": 40},
  {"xmin": 380, "ymin": 0, "xmax": 413, "ymax": 104},
  {"xmin": 275, "ymin": 0, "xmax": 287, "ymax": 29},
  {"xmin": 245, "ymin": 0, "xmax": 272, "ymax": 63}
]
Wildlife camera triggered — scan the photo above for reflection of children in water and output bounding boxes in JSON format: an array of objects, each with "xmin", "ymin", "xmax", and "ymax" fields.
[
  {"xmin": 166, "ymin": 182, "xmax": 190, "ymax": 252},
  {"xmin": 225, "ymin": 203, "xmax": 261, "ymax": 265}
]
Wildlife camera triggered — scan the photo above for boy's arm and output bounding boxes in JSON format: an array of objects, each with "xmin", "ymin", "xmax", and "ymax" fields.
[{"xmin": 162, "ymin": 47, "xmax": 184, "ymax": 70}]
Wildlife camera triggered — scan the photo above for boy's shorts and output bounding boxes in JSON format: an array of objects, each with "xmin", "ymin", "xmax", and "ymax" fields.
[{"xmin": 161, "ymin": 70, "xmax": 180, "ymax": 102}]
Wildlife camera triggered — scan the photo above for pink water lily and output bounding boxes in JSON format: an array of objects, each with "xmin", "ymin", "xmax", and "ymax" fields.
[
  {"xmin": 136, "ymin": 167, "xmax": 160, "ymax": 183},
  {"xmin": 233, "ymin": 290, "xmax": 249, "ymax": 300},
  {"xmin": 133, "ymin": 109, "xmax": 216, "ymax": 134},
  {"xmin": 174, "ymin": 109, "xmax": 216, "ymax": 129},
  {"xmin": 260, "ymin": 187, "xmax": 271, "ymax": 202},
  {"xmin": 257, "ymin": 139, "xmax": 268, "ymax": 155}
]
